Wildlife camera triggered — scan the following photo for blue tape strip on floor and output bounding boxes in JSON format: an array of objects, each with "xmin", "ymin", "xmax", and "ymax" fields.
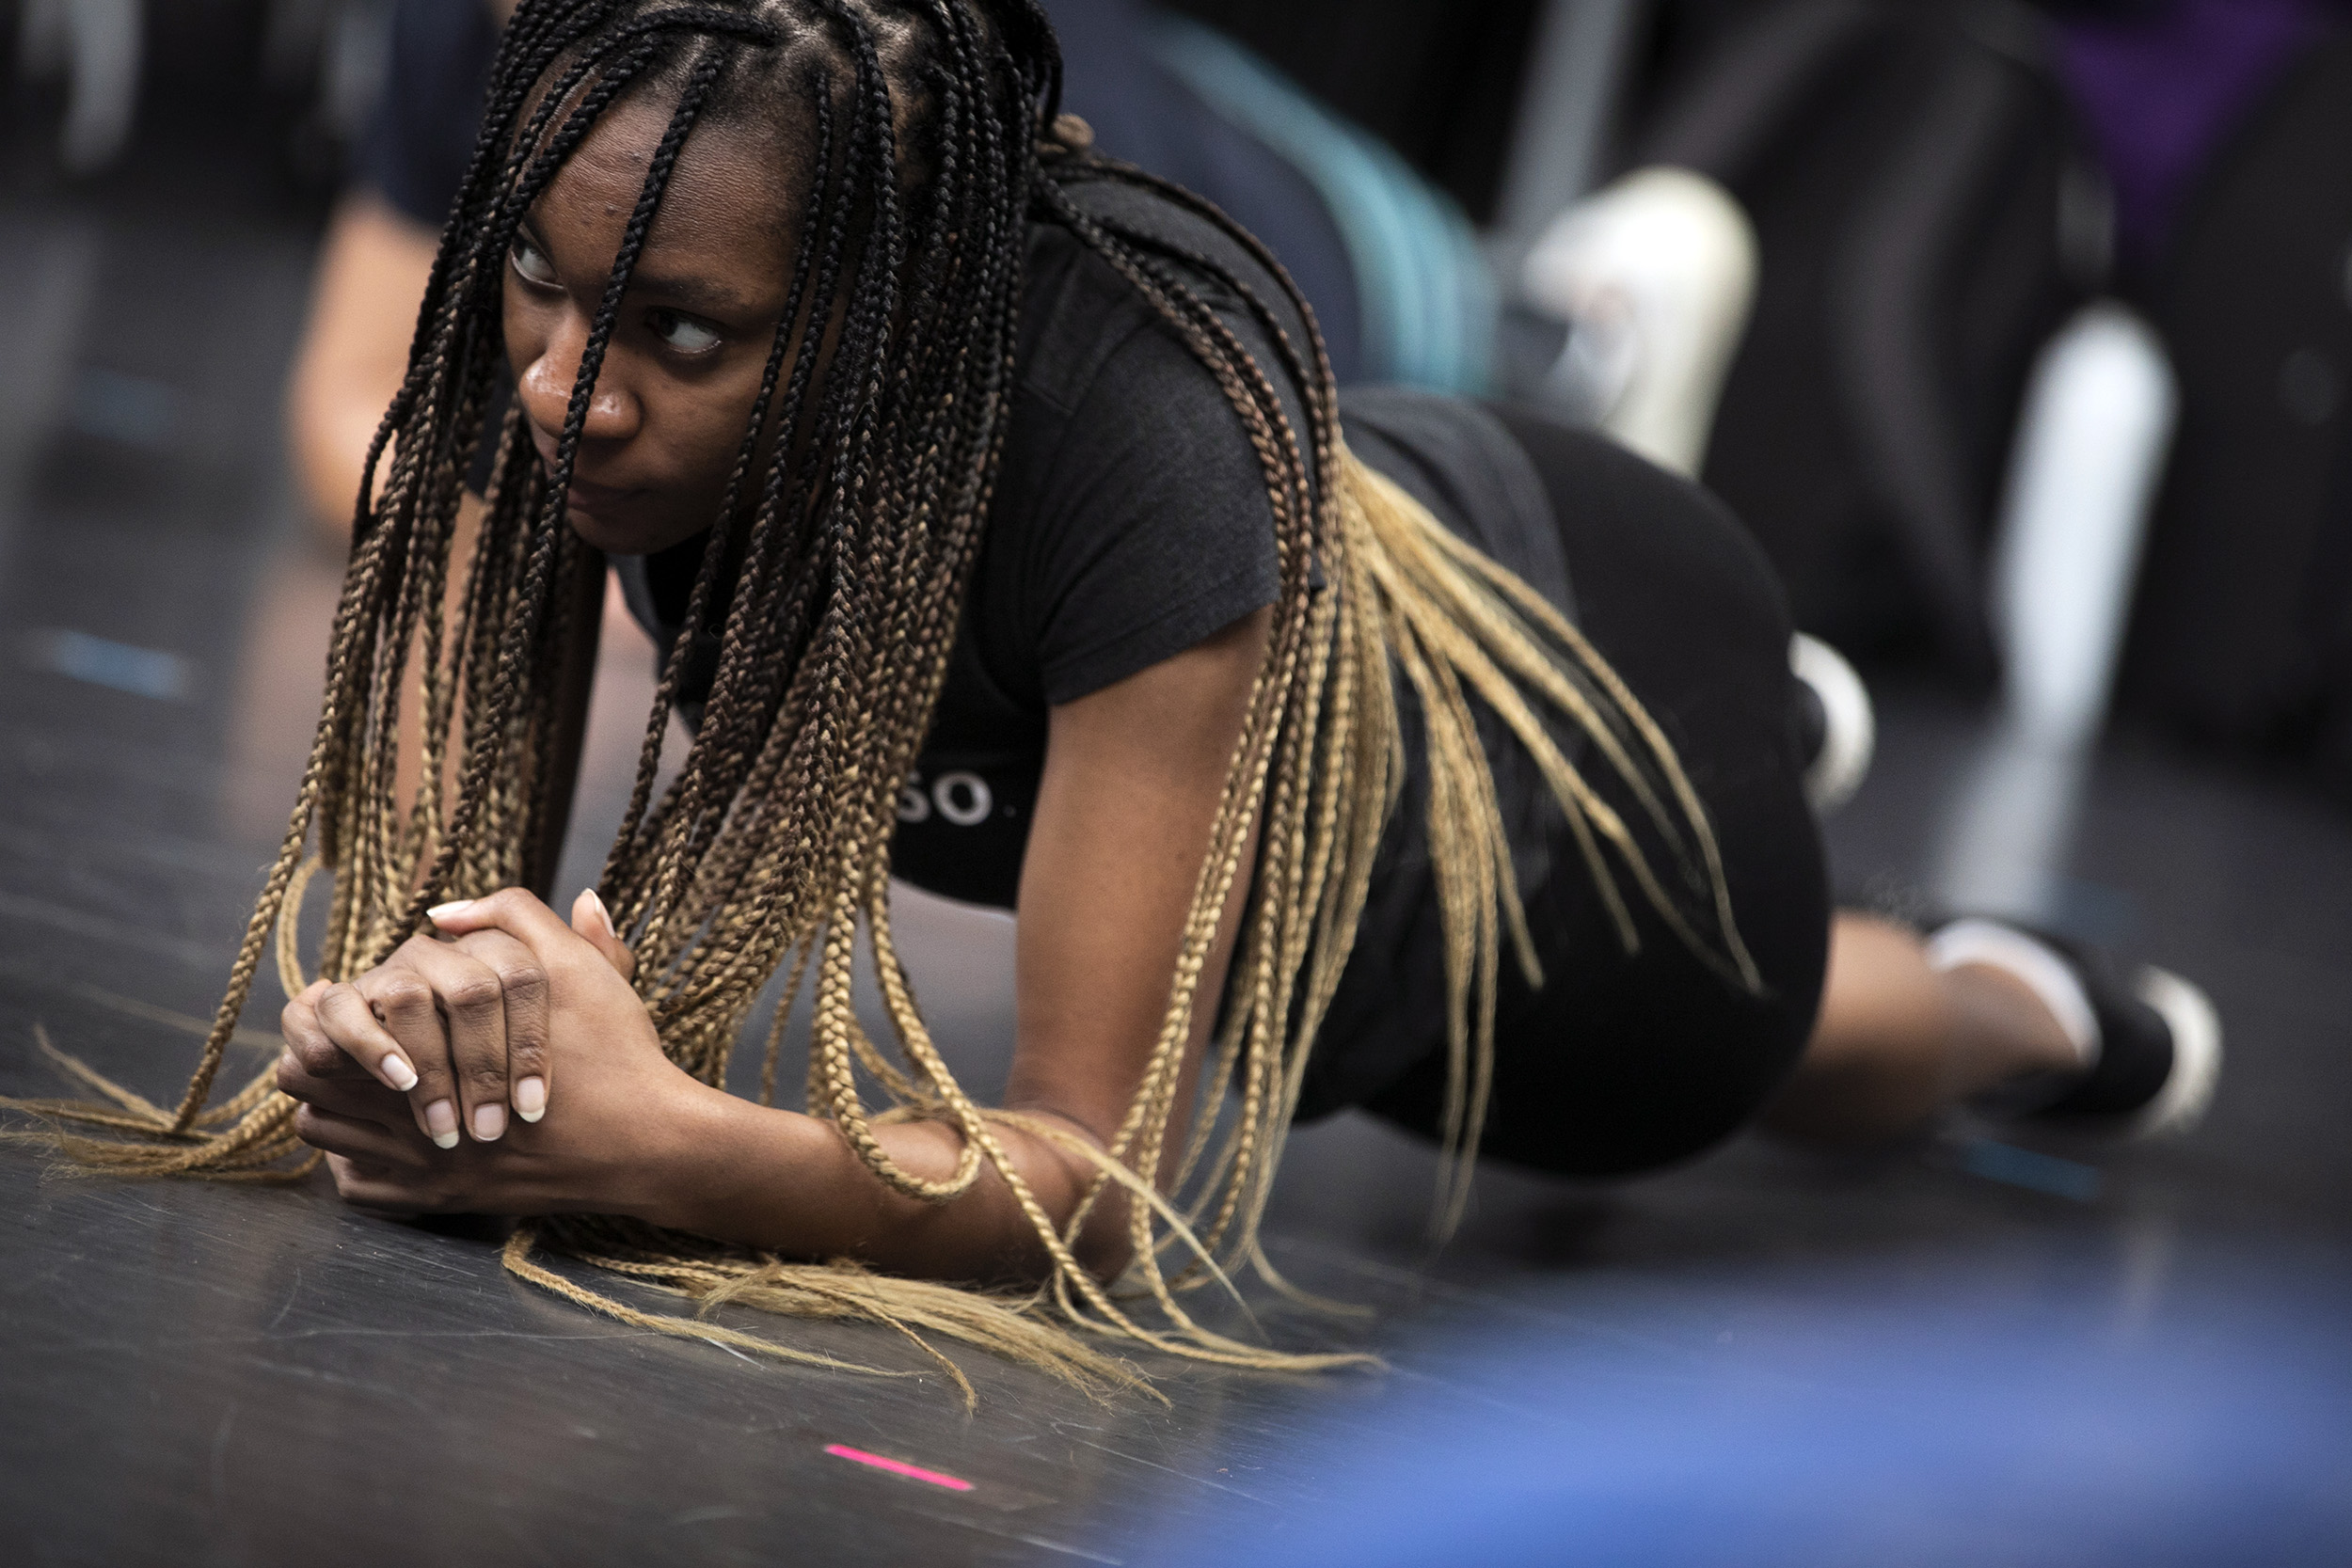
[{"xmin": 1958, "ymin": 1138, "xmax": 2102, "ymax": 1202}]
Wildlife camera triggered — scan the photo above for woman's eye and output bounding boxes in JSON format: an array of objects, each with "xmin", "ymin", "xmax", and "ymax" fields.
[
  {"xmin": 509, "ymin": 236, "xmax": 557, "ymax": 287},
  {"xmin": 648, "ymin": 309, "xmax": 723, "ymax": 355}
]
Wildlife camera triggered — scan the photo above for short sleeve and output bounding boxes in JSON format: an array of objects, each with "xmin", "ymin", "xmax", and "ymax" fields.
[
  {"xmin": 1012, "ymin": 320, "xmax": 1287, "ymax": 705},
  {"xmin": 354, "ymin": 0, "xmax": 502, "ymax": 226},
  {"xmin": 979, "ymin": 192, "xmax": 1322, "ymax": 709}
]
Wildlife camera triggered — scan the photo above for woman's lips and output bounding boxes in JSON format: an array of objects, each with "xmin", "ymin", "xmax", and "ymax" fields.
[
  {"xmin": 563, "ymin": 474, "xmax": 642, "ymax": 514},
  {"xmin": 530, "ymin": 432, "xmax": 642, "ymax": 515}
]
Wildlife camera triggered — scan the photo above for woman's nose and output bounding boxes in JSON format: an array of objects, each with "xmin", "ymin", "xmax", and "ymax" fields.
[{"xmin": 518, "ymin": 316, "xmax": 642, "ymax": 445}]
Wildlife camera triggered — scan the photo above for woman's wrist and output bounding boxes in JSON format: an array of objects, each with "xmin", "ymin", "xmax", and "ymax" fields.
[
  {"xmin": 621, "ymin": 1079, "xmax": 830, "ymax": 1241},
  {"xmin": 606, "ymin": 1071, "xmax": 732, "ymax": 1229}
]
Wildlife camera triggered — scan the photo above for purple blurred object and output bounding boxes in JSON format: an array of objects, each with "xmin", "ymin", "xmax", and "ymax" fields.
[{"xmin": 2054, "ymin": 0, "xmax": 2339, "ymax": 266}]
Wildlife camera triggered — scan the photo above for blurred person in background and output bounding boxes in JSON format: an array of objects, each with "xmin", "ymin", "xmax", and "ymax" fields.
[{"xmin": 289, "ymin": 0, "xmax": 516, "ymax": 538}]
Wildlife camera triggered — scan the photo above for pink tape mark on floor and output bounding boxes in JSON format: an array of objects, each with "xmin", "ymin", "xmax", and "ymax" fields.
[{"xmin": 823, "ymin": 1443, "xmax": 977, "ymax": 1492}]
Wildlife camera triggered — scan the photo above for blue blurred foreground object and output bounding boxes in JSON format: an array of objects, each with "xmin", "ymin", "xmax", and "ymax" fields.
[{"xmin": 1133, "ymin": 1251, "xmax": 2352, "ymax": 1567}]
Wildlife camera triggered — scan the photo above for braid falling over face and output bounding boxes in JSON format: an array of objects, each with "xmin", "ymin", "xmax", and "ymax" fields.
[{"xmin": 16, "ymin": 0, "xmax": 1757, "ymax": 1402}]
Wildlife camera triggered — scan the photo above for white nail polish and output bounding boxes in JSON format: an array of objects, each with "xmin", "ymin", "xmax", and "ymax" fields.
[
  {"xmin": 431, "ymin": 1129, "xmax": 460, "ymax": 1150},
  {"xmin": 426, "ymin": 898, "xmax": 475, "ymax": 922},
  {"xmin": 425, "ymin": 1100, "xmax": 460, "ymax": 1150},
  {"xmin": 582, "ymin": 888, "xmax": 616, "ymax": 940},
  {"xmin": 473, "ymin": 1102, "xmax": 507, "ymax": 1142},
  {"xmin": 515, "ymin": 1076, "xmax": 548, "ymax": 1123},
  {"xmin": 381, "ymin": 1053, "xmax": 419, "ymax": 1092}
]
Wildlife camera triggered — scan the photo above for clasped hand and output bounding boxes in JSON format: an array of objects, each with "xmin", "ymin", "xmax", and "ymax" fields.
[{"xmin": 276, "ymin": 887, "xmax": 703, "ymax": 1217}]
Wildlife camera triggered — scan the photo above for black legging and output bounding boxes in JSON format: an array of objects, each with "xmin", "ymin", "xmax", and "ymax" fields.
[{"xmin": 1361, "ymin": 413, "xmax": 1832, "ymax": 1179}]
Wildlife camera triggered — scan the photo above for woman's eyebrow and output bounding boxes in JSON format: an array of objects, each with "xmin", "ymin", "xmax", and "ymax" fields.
[
  {"xmin": 519, "ymin": 214, "xmax": 755, "ymax": 317},
  {"xmin": 628, "ymin": 271, "xmax": 757, "ymax": 316}
]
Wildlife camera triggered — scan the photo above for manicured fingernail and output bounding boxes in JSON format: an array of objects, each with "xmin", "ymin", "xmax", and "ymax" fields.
[
  {"xmin": 582, "ymin": 888, "xmax": 616, "ymax": 940},
  {"xmin": 472, "ymin": 1101, "xmax": 507, "ymax": 1142},
  {"xmin": 425, "ymin": 1100, "xmax": 460, "ymax": 1149},
  {"xmin": 380, "ymin": 1053, "xmax": 419, "ymax": 1092},
  {"xmin": 426, "ymin": 899, "xmax": 475, "ymax": 922},
  {"xmin": 514, "ymin": 1076, "xmax": 547, "ymax": 1123}
]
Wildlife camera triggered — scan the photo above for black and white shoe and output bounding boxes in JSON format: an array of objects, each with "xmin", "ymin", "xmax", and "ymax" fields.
[
  {"xmin": 1790, "ymin": 633, "xmax": 1874, "ymax": 815},
  {"xmin": 1925, "ymin": 918, "xmax": 2223, "ymax": 1141}
]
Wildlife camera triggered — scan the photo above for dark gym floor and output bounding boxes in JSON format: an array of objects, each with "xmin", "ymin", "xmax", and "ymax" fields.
[{"xmin": 3, "ymin": 148, "xmax": 2347, "ymax": 1567}]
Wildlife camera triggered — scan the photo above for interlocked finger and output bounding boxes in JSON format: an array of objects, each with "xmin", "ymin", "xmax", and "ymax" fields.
[
  {"xmin": 275, "ymin": 1043, "xmax": 414, "ymax": 1131},
  {"xmin": 294, "ymin": 1103, "xmax": 430, "ymax": 1171},
  {"xmin": 336, "ymin": 965, "xmax": 458, "ymax": 1148},
  {"xmin": 374, "ymin": 933, "xmax": 535, "ymax": 1146},
  {"xmin": 449, "ymin": 927, "xmax": 551, "ymax": 1134}
]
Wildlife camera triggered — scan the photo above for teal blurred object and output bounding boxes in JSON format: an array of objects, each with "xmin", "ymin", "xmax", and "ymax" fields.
[{"xmin": 1152, "ymin": 16, "xmax": 1500, "ymax": 395}]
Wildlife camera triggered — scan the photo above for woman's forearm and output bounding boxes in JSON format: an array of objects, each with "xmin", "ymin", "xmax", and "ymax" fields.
[{"xmin": 635, "ymin": 1085, "xmax": 1130, "ymax": 1286}]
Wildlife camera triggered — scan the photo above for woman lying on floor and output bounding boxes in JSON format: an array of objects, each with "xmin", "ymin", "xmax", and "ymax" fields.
[{"xmin": 47, "ymin": 0, "xmax": 2220, "ymax": 1389}]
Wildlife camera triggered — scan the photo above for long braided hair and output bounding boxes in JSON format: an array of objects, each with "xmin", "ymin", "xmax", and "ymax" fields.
[{"xmin": 21, "ymin": 0, "xmax": 1756, "ymax": 1402}]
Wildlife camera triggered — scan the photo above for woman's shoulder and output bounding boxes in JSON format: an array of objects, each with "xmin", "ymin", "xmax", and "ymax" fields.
[
  {"xmin": 958, "ymin": 174, "xmax": 1302, "ymax": 713},
  {"xmin": 1035, "ymin": 170, "xmax": 1292, "ymax": 292},
  {"xmin": 1018, "ymin": 170, "xmax": 1316, "ymax": 416}
]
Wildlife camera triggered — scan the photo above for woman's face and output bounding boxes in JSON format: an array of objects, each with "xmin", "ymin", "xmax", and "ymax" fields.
[{"xmin": 502, "ymin": 99, "xmax": 798, "ymax": 557}]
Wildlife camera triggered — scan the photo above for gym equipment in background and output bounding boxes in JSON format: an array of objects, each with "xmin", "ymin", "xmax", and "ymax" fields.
[
  {"xmin": 2116, "ymin": 27, "xmax": 2352, "ymax": 807},
  {"xmin": 1518, "ymin": 166, "xmax": 1756, "ymax": 479},
  {"xmin": 1627, "ymin": 0, "xmax": 2096, "ymax": 680},
  {"xmin": 1150, "ymin": 14, "xmax": 1500, "ymax": 395},
  {"xmin": 1993, "ymin": 305, "xmax": 2180, "ymax": 752},
  {"xmin": 1935, "ymin": 304, "xmax": 2178, "ymax": 922},
  {"xmin": 15, "ymin": 0, "xmax": 146, "ymax": 173},
  {"xmin": 13, "ymin": 0, "xmax": 395, "ymax": 178}
]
